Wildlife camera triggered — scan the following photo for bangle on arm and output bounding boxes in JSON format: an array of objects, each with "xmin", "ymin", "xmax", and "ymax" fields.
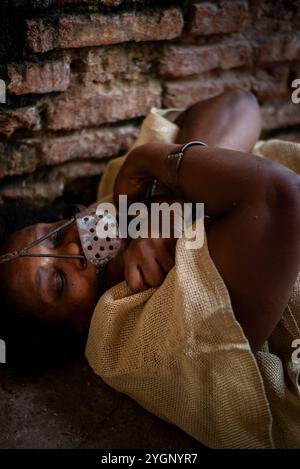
[{"xmin": 165, "ymin": 141, "xmax": 208, "ymax": 196}]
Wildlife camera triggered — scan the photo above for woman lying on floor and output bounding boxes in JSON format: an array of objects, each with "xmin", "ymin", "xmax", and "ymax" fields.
[{"xmin": 0, "ymin": 90, "xmax": 299, "ymax": 448}]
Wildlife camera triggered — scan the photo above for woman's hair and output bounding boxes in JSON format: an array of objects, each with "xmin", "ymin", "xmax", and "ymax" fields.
[{"xmin": 0, "ymin": 202, "xmax": 87, "ymax": 372}]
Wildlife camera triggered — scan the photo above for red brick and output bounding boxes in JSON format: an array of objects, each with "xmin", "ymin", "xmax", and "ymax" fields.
[
  {"xmin": 163, "ymin": 74, "xmax": 253, "ymax": 109},
  {"xmin": 25, "ymin": 18, "xmax": 56, "ymax": 55},
  {"xmin": 12, "ymin": 0, "xmax": 143, "ymax": 6},
  {"xmin": 189, "ymin": 1, "xmax": 249, "ymax": 36},
  {"xmin": 159, "ymin": 41, "xmax": 253, "ymax": 78},
  {"xmin": 0, "ymin": 124, "xmax": 137, "ymax": 179},
  {"xmin": 0, "ymin": 139, "xmax": 39, "ymax": 179},
  {"xmin": 0, "ymin": 106, "xmax": 41, "ymax": 138},
  {"xmin": 46, "ymin": 80, "xmax": 161, "ymax": 130},
  {"xmin": 7, "ymin": 59, "xmax": 70, "ymax": 95},
  {"xmin": 25, "ymin": 8, "xmax": 184, "ymax": 53},
  {"xmin": 219, "ymin": 41, "xmax": 253, "ymax": 69},
  {"xmin": 261, "ymin": 101, "xmax": 300, "ymax": 130},
  {"xmin": 76, "ymin": 43, "xmax": 156, "ymax": 85},
  {"xmin": 163, "ymin": 80, "xmax": 225, "ymax": 108},
  {"xmin": 43, "ymin": 125, "xmax": 138, "ymax": 165},
  {"xmin": 251, "ymin": 66, "xmax": 289, "ymax": 101},
  {"xmin": 0, "ymin": 160, "xmax": 107, "ymax": 205},
  {"xmin": 159, "ymin": 45, "xmax": 219, "ymax": 77},
  {"xmin": 164, "ymin": 78, "xmax": 300, "ymax": 129},
  {"xmin": 160, "ymin": 34, "xmax": 300, "ymax": 79},
  {"xmin": 256, "ymin": 33, "xmax": 300, "ymax": 64},
  {"xmin": 163, "ymin": 65, "xmax": 292, "ymax": 108}
]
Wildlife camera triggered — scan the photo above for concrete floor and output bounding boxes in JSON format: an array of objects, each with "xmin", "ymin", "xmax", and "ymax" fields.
[{"xmin": 0, "ymin": 357, "xmax": 204, "ymax": 449}]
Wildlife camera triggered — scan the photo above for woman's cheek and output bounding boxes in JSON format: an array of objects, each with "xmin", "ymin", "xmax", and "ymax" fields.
[{"xmin": 79, "ymin": 271, "xmax": 98, "ymax": 303}]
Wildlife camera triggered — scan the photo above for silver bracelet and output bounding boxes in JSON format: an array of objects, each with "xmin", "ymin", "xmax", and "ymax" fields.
[
  {"xmin": 165, "ymin": 140, "xmax": 207, "ymax": 195},
  {"xmin": 146, "ymin": 179, "xmax": 172, "ymax": 199}
]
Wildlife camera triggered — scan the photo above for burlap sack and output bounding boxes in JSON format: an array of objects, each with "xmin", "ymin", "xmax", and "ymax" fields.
[{"xmin": 86, "ymin": 109, "xmax": 300, "ymax": 448}]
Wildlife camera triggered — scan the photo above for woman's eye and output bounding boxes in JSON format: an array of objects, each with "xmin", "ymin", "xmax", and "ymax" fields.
[{"xmin": 55, "ymin": 269, "xmax": 67, "ymax": 295}]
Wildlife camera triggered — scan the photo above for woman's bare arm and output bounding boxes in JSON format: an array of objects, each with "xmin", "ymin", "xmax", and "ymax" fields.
[
  {"xmin": 114, "ymin": 143, "xmax": 300, "ymax": 351},
  {"xmin": 175, "ymin": 89, "xmax": 261, "ymax": 152}
]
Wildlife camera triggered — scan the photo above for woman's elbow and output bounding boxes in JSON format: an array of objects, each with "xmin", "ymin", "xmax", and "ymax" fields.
[{"xmin": 270, "ymin": 170, "xmax": 300, "ymax": 210}]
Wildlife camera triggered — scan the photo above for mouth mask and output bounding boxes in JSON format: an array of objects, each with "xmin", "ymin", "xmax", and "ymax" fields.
[{"xmin": 76, "ymin": 208, "xmax": 121, "ymax": 269}]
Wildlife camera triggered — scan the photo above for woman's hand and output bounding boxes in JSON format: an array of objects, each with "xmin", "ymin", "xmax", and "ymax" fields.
[
  {"xmin": 123, "ymin": 236, "xmax": 176, "ymax": 292},
  {"xmin": 114, "ymin": 143, "xmax": 184, "ymax": 293},
  {"xmin": 121, "ymin": 193, "xmax": 184, "ymax": 292},
  {"xmin": 113, "ymin": 145, "xmax": 150, "ymax": 206},
  {"xmin": 113, "ymin": 143, "xmax": 179, "ymax": 206}
]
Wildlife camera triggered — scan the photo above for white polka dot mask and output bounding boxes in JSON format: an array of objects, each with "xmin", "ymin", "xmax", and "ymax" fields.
[{"xmin": 76, "ymin": 207, "xmax": 121, "ymax": 268}]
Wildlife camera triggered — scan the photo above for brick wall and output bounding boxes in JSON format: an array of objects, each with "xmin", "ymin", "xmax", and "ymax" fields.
[{"xmin": 0, "ymin": 0, "xmax": 299, "ymax": 206}]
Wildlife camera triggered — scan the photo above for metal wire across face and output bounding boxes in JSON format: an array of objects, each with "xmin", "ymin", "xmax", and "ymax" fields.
[{"xmin": 0, "ymin": 205, "xmax": 121, "ymax": 269}]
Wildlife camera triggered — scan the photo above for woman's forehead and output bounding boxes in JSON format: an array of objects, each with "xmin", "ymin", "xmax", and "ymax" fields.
[
  {"xmin": 0, "ymin": 225, "xmax": 40, "ymax": 274},
  {"xmin": 0, "ymin": 227, "xmax": 45, "ymax": 314},
  {"xmin": 0, "ymin": 223, "xmax": 45, "ymax": 285},
  {"xmin": 1, "ymin": 223, "xmax": 38, "ymax": 254},
  {"xmin": 3, "ymin": 220, "xmax": 66, "ymax": 252}
]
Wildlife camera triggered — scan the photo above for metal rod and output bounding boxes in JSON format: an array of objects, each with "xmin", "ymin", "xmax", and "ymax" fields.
[{"xmin": 20, "ymin": 253, "xmax": 85, "ymax": 260}]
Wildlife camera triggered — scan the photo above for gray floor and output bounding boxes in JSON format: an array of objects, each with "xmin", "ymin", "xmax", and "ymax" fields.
[{"xmin": 0, "ymin": 357, "xmax": 204, "ymax": 449}]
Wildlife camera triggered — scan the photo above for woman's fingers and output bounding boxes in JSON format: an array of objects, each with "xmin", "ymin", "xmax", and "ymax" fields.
[
  {"xmin": 139, "ymin": 256, "xmax": 165, "ymax": 288},
  {"xmin": 155, "ymin": 249, "xmax": 175, "ymax": 274},
  {"xmin": 123, "ymin": 239, "xmax": 170, "ymax": 292},
  {"xmin": 124, "ymin": 257, "xmax": 164, "ymax": 292},
  {"xmin": 124, "ymin": 255, "xmax": 145, "ymax": 292},
  {"xmin": 123, "ymin": 243, "xmax": 161, "ymax": 292}
]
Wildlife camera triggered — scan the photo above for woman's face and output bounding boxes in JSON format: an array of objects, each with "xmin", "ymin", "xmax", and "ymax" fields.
[{"xmin": 0, "ymin": 220, "xmax": 101, "ymax": 330}]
